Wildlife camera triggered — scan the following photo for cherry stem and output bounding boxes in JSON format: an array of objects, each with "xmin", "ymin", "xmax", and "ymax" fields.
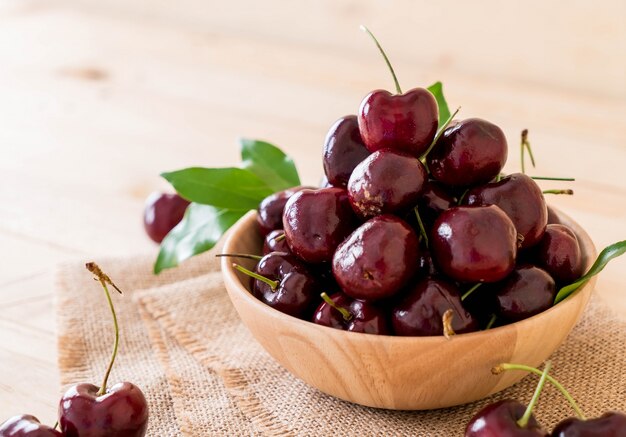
[
  {"xmin": 215, "ymin": 253, "xmax": 263, "ymax": 261},
  {"xmin": 531, "ymin": 176, "xmax": 576, "ymax": 181},
  {"xmin": 461, "ymin": 283, "xmax": 482, "ymax": 301},
  {"xmin": 413, "ymin": 206, "xmax": 429, "ymax": 248},
  {"xmin": 53, "ymin": 421, "xmax": 58, "ymax": 430},
  {"xmin": 321, "ymin": 292, "xmax": 353, "ymax": 321},
  {"xmin": 493, "ymin": 362, "xmax": 586, "ymax": 420},
  {"xmin": 273, "ymin": 233, "xmax": 286, "ymax": 242},
  {"xmin": 485, "ymin": 314, "xmax": 497, "ymax": 330},
  {"xmin": 517, "ymin": 361, "xmax": 551, "ymax": 428},
  {"xmin": 232, "ymin": 263, "xmax": 278, "ymax": 291},
  {"xmin": 421, "ymin": 106, "xmax": 461, "ymax": 163},
  {"xmin": 85, "ymin": 262, "xmax": 122, "ymax": 397},
  {"xmin": 442, "ymin": 309, "xmax": 455, "ymax": 339},
  {"xmin": 542, "ymin": 189, "xmax": 574, "ymax": 195},
  {"xmin": 457, "ymin": 189, "xmax": 469, "ymax": 205},
  {"xmin": 360, "ymin": 25, "xmax": 401, "ymax": 94},
  {"xmin": 520, "ymin": 129, "xmax": 536, "ymax": 174}
]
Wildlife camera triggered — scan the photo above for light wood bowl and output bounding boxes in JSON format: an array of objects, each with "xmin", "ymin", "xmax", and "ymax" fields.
[{"xmin": 221, "ymin": 209, "xmax": 596, "ymax": 410}]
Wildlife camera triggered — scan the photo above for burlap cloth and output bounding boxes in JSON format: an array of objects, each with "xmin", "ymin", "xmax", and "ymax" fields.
[{"xmin": 56, "ymin": 241, "xmax": 626, "ymax": 436}]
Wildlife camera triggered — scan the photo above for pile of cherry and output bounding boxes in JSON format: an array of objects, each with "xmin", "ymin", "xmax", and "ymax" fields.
[{"xmin": 0, "ymin": 264, "xmax": 148, "ymax": 437}]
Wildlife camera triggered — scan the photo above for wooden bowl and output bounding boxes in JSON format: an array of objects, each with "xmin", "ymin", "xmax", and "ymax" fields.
[{"xmin": 221, "ymin": 210, "xmax": 596, "ymax": 410}]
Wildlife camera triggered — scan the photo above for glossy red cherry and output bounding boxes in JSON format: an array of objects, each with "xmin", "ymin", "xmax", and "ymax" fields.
[
  {"xmin": 323, "ymin": 115, "xmax": 370, "ymax": 188},
  {"xmin": 431, "ymin": 206, "xmax": 518, "ymax": 283},
  {"xmin": 392, "ymin": 277, "xmax": 478, "ymax": 336},
  {"xmin": 283, "ymin": 188, "xmax": 358, "ymax": 264},
  {"xmin": 551, "ymin": 412, "xmax": 626, "ymax": 436},
  {"xmin": 535, "ymin": 224, "xmax": 584, "ymax": 284},
  {"xmin": 465, "ymin": 173, "xmax": 548, "ymax": 249},
  {"xmin": 143, "ymin": 192, "xmax": 190, "ymax": 243},
  {"xmin": 358, "ymin": 88, "xmax": 438, "ymax": 157},
  {"xmin": 465, "ymin": 399, "xmax": 548, "ymax": 436},
  {"xmin": 262, "ymin": 230, "xmax": 290, "ymax": 255},
  {"xmin": 332, "ymin": 215, "xmax": 419, "ymax": 300},
  {"xmin": 312, "ymin": 292, "xmax": 391, "ymax": 334},
  {"xmin": 427, "ymin": 118, "xmax": 508, "ymax": 187},
  {"xmin": 256, "ymin": 186, "xmax": 310, "ymax": 237},
  {"xmin": 0, "ymin": 415, "xmax": 62, "ymax": 437},
  {"xmin": 495, "ymin": 265, "xmax": 556, "ymax": 322},
  {"xmin": 59, "ymin": 382, "xmax": 148, "ymax": 437},
  {"xmin": 347, "ymin": 149, "xmax": 427, "ymax": 219}
]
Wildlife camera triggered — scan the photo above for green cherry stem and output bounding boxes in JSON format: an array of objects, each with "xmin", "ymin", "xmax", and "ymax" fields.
[
  {"xmin": 531, "ymin": 176, "xmax": 576, "ymax": 182},
  {"xmin": 492, "ymin": 362, "xmax": 586, "ymax": 420},
  {"xmin": 542, "ymin": 189, "xmax": 574, "ymax": 195},
  {"xmin": 215, "ymin": 253, "xmax": 263, "ymax": 261},
  {"xmin": 273, "ymin": 233, "xmax": 286, "ymax": 242},
  {"xmin": 413, "ymin": 206, "xmax": 429, "ymax": 248},
  {"xmin": 461, "ymin": 283, "xmax": 482, "ymax": 301},
  {"xmin": 360, "ymin": 25, "xmax": 402, "ymax": 94},
  {"xmin": 85, "ymin": 262, "xmax": 122, "ymax": 397},
  {"xmin": 485, "ymin": 314, "xmax": 497, "ymax": 330},
  {"xmin": 232, "ymin": 263, "xmax": 278, "ymax": 291},
  {"xmin": 517, "ymin": 361, "xmax": 551, "ymax": 428},
  {"xmin": 321, "ymin": 292, "xmax": 353, "ymax": 321},
  {"xmin": 421, "ymin": 106, "xmax": 461, "ymax": 163},
  {"xmin": 520, "ymin": 129, "xmax": 536, "ymax": 174}
]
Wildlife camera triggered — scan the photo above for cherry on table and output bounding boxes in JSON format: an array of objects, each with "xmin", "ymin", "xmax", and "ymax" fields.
[
  {"xmin": 0, "ymin": 415, "xmax": 62, "ymax": 437},
  {"xmin": 348, "ymin": 149, "xmax": 427, "ymax": 219},
  {"xmin": 312, "ymin": 292, "xmax": 391, "ymax": 335},
  {"xmin": 430, "ymin": 205, "xmax": 518, "ymax": 283},
  {"xmin": 256, "ymin": 186, "xmax": 310, "ymax": 237},
  {"xmin": 535, "ymin": 224, "xmax": 584, "ymax": 284},
  {"xmin": 323, "ymin": 115, "xmax": 370, "ymax": 188},
  {"xmin": 495, "ymin": 265, "xmax": 556, "ymax": 323},
  {"xmin": 143, "ymin": 192, "xmax": 190, "ymax": 243},
  {"xmin": 551, "ymin": 412, "xmax": 626, "ymax": 436},
  {"xmin": 465, "ymin": 399, "xmax": 548, "ymax": 436},
  {"xmin": 332, "ymin": 215, "xmax": 419, "ymax": 301}
]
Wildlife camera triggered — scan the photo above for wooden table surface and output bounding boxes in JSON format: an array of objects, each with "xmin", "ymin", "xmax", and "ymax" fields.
[{"xmin": 0, "ymin": 0, "xmax": 624, "ymax": 425}]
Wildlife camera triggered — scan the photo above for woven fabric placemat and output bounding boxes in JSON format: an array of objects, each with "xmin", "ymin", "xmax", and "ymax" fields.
[{"xmin": 56, "ymin": 245, "xmax": 626, "ymax": 436}]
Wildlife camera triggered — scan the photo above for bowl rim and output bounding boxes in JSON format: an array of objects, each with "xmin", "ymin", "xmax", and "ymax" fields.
[{"xmin": 221, "ymin": 208, "xmax": 596, "ymax": 344}]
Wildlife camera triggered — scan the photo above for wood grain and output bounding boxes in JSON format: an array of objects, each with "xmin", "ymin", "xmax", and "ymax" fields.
[{"xmin": 0, "ymin": 0, "xmax": 624, "ymax": 422}]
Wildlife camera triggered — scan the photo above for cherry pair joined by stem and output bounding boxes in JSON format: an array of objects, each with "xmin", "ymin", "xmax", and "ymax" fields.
[{"xmin": 313, "ymin": 292, "xmax": 390, "ymax": 334}]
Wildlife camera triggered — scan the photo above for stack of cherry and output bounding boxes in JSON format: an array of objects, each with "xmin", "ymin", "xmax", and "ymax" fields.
[{"xmin": 0, "ymin": 264, "xmax": 148, "ymax": 437}]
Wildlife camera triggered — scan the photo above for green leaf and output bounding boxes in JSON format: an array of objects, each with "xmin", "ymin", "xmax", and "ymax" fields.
[
  {"xmin": 554, "ymin": 240, "xmax": 626, "ymax": 304},
  {"xmin": 427, "ymin": 81, "xmax": 451, "ymax": 129},
  {"xmin": 154, "ymin": 204, "xmax": 245, "ymax": 273},
  {"xmin": 240, "ymin": 139, "xmax": 300, "ymax": 191},
  {"xmin": 161, "ymin": 167, "xmax": 274, "ymax": 210}
]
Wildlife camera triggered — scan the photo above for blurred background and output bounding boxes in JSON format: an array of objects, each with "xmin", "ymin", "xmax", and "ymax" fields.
[{"xmin": 0, "ymin": 0, "xmax": 624, "ymax": 423}]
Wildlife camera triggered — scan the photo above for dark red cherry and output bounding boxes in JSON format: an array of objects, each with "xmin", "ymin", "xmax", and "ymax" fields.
[
  {"xmin": 332, "ymin": 215, "xmax": 419, "ymax": 300},
  {"xmin": 347, "ymin": 149, "xmax": 427, "ymax": 219},
  {"xmin": 59, "ymin": 382, "xmax": 148, "ymax": 437},
  {"xmin": 417, "ymin": 180, "xmax": 457, "ymax": 229},
  {"xmin": 323, "ymin": 115, "xmax": 370, "ymax": 188},
  {"xmin": 262, "ymin": 230, "xmax": 290, "ymax": 255},
  {"xmin": 313, "ymin": 292, "xmax": 391, "ymax": 334},
  {"xmin": 431, "ymin": 206, "xmax": 518, "ymax": 283},
  {"xmin": 495, "ymin": 265, "xmax": 556, "ymax": 322},
  {"xmin": 535, "ymin": 224, "xmax": 584, "ymax": 284},
  {"xmin": 465, "ymin": 173, "xmax": 548, "ymax": 249},
  {"xmin": 392, "ymin": 277, "xmax": 478, "ymax": 336},
  {"xmin": 551, "ymin": 412, "xmax": 626, "ymax": 437},
  {"xmin": 0, "ymin": 415, "xmax": 62, "ymax": 437},
  {"xmin": 428, "ymin": 118, "xmax": 508, "ymax": 187},
  {"xmin": 466, "ymin": 399, "xmax": 548, "ymax": 436},
  {"xmin": 251, "ymin": 252, "xmax": 319, "ymax": 318},
  {"xmin": 358, "ymin": 88, "xmax": 438, "ymax": 157},
  {"xmin": 256, "ymin": 186, "xmax": 310, "ymax": 237},
  {"xmin": 143, "ymin": 192, "xmax": 190, "ymax": 243},
  {"xmin": 283, "ymin": 188, "xmax": 358, "ymax": 264},
  {"xmin": 547, "ymin": 205, "xmax": 562, "ymax": 225}
]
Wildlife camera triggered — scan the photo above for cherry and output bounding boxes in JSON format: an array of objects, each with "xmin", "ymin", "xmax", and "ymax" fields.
[
  {"xmin": 535, "ymin": 224, "xmax": 584, "ymax": 284},
  {"xmin": 417, "ymin": 180, "xmax": 457, "ymax": 229},
  {"xmin": 256, "ymin": 186, "xmax": 310, "ymax": 237},
  {"xmin": 546, "ymin": 206, "xmax": 562, "ymax": 225},
  {"xmin": 283, "ymin": 188, "xmax": 358, "ymax": 264},
  {"xmin": 465, "ymin": 400, "xmax": 548, "ymax": 436},
  {"xmin": 322, "ymin": 115, "xmax": 370, "ymax": 188},
  {"xmin": 262, "ymin": 230, "xmax": 290, "ymax": 255},
  {"xmin": 312, "ymin": 292, "xmax": 391, "ymax": 335},
  {"xmin": 430, "ymin": 206, "xmax": 518, "ymax": 283},
  {"xmin": 427, "ymin": 118, "xmax": 508, "ymax": 187},
  {"xmin": 551, "ymin": 412, "xmax": 626, "ymax": 436},
  {"xmin": 143, "ymin": 192, "xmax": 190, "ymax": 243},
  {"xmin": 494, "ymin": 265, "xmax": 556, "ymax": 323},
  {"xmin": 0, "ymin": 415, "xmax": 62, "ymax": 437},
  {"xmin": 234, "ymin": 252, "xmax": 319, "ymax": 319},
  {"xmin": 332, "ymin": 215, "xmax": 419, "ymax": 301},
  {"xmin": 347, "ymin": 149, "xmax": 427, "ymax": 219},
  {"xmin": 59, "ymin": 263, "xmax": 148, "ymax": 437},
  {"xmin": 464, "ymin": 173, "xmax": 548, "ymax": 249},
  {"xmin": 392, "ymin": 277, "xmax": 478, "ymax": 336}
]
